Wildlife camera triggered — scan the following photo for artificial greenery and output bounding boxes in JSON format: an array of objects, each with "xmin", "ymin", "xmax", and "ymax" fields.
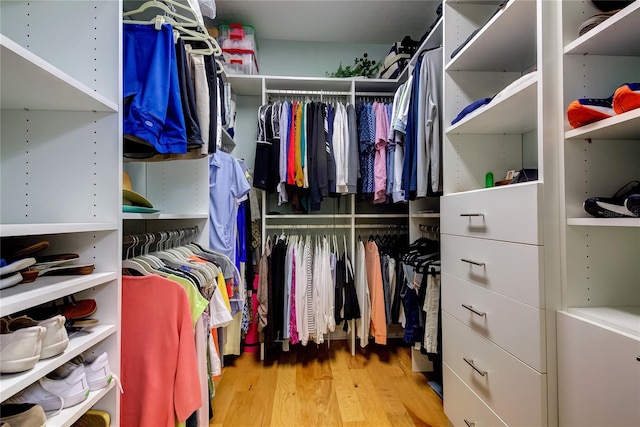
[{"xmin": 326, "ymin": 53, "xmax": 378, "ymax": 78}]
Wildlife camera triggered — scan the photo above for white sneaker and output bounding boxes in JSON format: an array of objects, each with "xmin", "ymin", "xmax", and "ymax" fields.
[
  {"xmin": 0, "ymin": 325, "xmax": 45, "ymax": 373},
  {"xmin": 51, "ymin": 351, "xmax": 114, "ymax": 391},
  {"xmin": 4, "ymin": 315, "xmax": 69, "ymax": 359},
  {"xmin": 7, "ymin": 364, "xmax": 89, "ymax": 414}
]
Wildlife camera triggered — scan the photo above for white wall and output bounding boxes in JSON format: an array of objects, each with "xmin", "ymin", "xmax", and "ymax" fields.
[{"xmin": 256, "ymin": 39, "xmax": 390, "ymax": 77}]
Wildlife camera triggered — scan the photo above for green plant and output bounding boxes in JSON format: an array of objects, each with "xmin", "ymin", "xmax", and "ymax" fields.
[{"xmin": 326, "ymin": 53, "xmax": 379, "ymax": 78}]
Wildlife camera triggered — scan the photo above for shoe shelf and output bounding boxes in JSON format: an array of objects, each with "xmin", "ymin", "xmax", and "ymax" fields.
[
  {"xmin": 565, "ymin": 108, "xmax": 640, "ymax": 141},
  {"xmin": 47, "ymin": 381, "xmax": 117, "ymax": 427},
  {"xmin": 566, "ymin": 217, "xmax": 640, "ymax": 227},
  {"xmin": 0, "ymin": 273, "xmax": 117, "ymax": 318},
  {"xmin": 0, "ymin": 223, "xmax": 119, "ymax": 239},
  {"xmin": 566, "ymin": 306, "xmax": 640, "ymax": 339},
  {"xmin": 0, "ymin": 324, "xmax": 116, "ymax": 401},
  {"xmin": 445, "ymin": 0, "xmax": 536, "ymax": 72},
  {"xmin": 0, "ymin": 35, "xmax": 117, "ymax": 113},
  {"xmin": 563, "ymin": 1, "xmax": 640, "ymax": 56},
  {"xmin": 445, "ymin": 74, "xmax": 537, "ymax": 134},
  {"xmin": 122, "ymin": 213, "xmax": 209, "ymax": 220}
]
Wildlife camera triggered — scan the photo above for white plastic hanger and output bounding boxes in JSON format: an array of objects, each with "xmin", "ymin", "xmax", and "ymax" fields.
[{"xmin": 123, "ymin": 0, "xmax": 199, "ymax": 27}]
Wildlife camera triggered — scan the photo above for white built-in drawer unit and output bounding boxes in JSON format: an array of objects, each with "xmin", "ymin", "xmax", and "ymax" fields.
[
  {"xmin": 443, "ymin": 312, "xmax": 547, "ymax": 427},
  {"xmin": 442, "ymin": 273, "xmax": 545, "ymax": 372},
  {"xmin": 441, "ymin": 183, "xmax": 542, "ymax": 245},
  {"xmin": 441, "ymin": 234, "xmax": 544, "ymax": 308},
  {"xmin": 557, "ymin": 311, "xmax": 640, "ymax": 427},
  {"xmin": 443, "ymin": 364, "xmax": 508, "ymax": 427}
]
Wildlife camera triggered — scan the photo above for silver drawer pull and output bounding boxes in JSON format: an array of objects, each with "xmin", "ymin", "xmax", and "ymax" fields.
[
  {"xmin": 460, "ymin": 213, "xmax": 484, "ymax": 217},
  {"xmin": 463, "ymin": 357, "xmax": 487, "ymax": 376},
  {"xmin": 462, "ymin": 304, "xmax": 486, "ymax": 317},
  {"xmin": 464, "ymin": 420, "xmax": 476, "ymax": 427},
  {"xmin": 461, "ymin": 258, "xmax": 486, "ymax": 267}
]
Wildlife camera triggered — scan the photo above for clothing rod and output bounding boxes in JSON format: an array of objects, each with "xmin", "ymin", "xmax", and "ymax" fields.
[
  {"xmin": 354, "ymin": 224, "xmax": 407, "ymax": 229},
  {"xmin": 265, "ymin": 89, "xmax": 351, "ymax": 96},
  {"xmin": 355, "ymin": 92, "xmax": 396, "ymax": 97},
  {"xmin": 265, "ymin": 224, "xmax": 351, "ymax": 230}
]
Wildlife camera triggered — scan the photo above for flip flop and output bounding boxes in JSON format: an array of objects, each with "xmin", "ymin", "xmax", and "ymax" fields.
[
  {"xmin": 7, "ymin": 241, "xmax": 49, "ymax": 261},
  {"xmin": 0, "ymin": 272, "xmax": 23, "ymax": 290},
  {"xmin": 61, "ymin": 298, "xmax": 97, "ymax": 320},
  {"xmin": 0, "ymin": 258, "xmax": 36, "ymax": 276},
  {"xmin": 38, "ymin": 264, "xmax": 95, "ymax": 277},
  {"xmin": 34, "ymin": 253, "xmax": 79, "ymax": 266}
]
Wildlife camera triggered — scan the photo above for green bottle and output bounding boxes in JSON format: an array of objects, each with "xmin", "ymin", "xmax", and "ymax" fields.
[{"xmin": 485, "ymin": 172, "xmax": 494, "ymax": 188}]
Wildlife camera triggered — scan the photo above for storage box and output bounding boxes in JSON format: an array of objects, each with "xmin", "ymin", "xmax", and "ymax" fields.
[
  {"xmin": 222, "ymin": 48, "xmax": 259, "ymax": 75},
  {"xmin": 219, "ymin": 24, "xmax": 256, "ymax": 52}
]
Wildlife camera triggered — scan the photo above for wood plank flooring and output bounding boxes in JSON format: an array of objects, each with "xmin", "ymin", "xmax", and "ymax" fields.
[{"xmin": 211, "ymin": 340, "xmax": 447, "ymax": 427}]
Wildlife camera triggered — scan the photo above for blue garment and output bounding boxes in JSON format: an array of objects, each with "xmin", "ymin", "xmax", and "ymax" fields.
[
  {"xmin": 358, "ymin": 103, "xmax": 376, "ymax": 195},
  {"xmin": 403, "ymin": 56, "xmax": 422, "ymax": 200},
  {"xmin": 123, "ymin": 24, "xmax": 187, "ymax": 154},
  {"xmin": 209, "ymin": 151, "xmax": 251, "ymax": 262},
  {"xmin": 451, "ymin": 97, "xmax": 493, "ymax": 125}
]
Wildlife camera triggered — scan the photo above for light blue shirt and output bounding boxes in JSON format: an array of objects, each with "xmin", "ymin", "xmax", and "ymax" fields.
[{"xmin": 209, "ymin": 151, "xmax": 251, "ymax": 262}]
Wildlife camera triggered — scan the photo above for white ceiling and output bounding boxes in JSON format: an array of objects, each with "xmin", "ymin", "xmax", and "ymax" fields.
[{"xmin": 211, "ymin": 0, "xmax": 442, "ymax": 44}]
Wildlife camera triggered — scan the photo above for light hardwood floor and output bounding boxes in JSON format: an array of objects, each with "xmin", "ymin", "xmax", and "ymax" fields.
[{"xmin": 211, "ymin": 339, "xmax": 447, "ymax": 427}]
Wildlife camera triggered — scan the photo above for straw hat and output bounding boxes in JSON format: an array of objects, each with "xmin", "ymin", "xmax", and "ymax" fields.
[{"xmin": 122, "ymin": 172, "xmax": 153, "ymax": 208}]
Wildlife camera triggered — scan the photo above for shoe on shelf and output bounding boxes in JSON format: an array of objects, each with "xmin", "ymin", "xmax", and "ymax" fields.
[
  {"xmin": 567, "ymin": 96, "xmax": 614, "ymax": 128},
  {"xmin": 583, "ymin": 180, "xmax": 640, "ymax": 218},
  {"xmin": 613, "ymin": 83, "xmax": 640, "ymax": 114},
  {"xmin": 0, "ymin": 403, "xmax": 47, "ymax": 427},
  {"xmin": 6, "ymin": 364, "xmax": 90, "ymax": 415},
  {"xmin": 0, "ymin": 272, "xmax": 23, "ymax": 290},
  {"xmin": 624, "ymin": 193, "xmax": 640, "ymax": 217},
  {"xmin": 50, "ymin": 351, "xmax": 116, "ymax": 392},
  {"xmin": 0, "ymin": 323, "xmax": 45, "ymax": 374},
  {"xmin": 72, "ymin": 409, "xmax": 111, "ymax": 427},
  {"xmin": 4, "ymin": 315, "xmax": 69, "ymax": 359}
]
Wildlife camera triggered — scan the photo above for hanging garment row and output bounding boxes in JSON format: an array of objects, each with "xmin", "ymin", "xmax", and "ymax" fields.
[
  {"xmin": 120, "ymin": 227, "xmax": 240, "ymax": 427},
  {"xmin": 257, "ymin": 225, "xmax": 432, "ymax": 357},
  {"xmin": 252, "ymin": 51, "xmax": 444, "ymax": 212},
  {"xmin": 123, "ymin": 5, "xmax": 233, "ymax": 161}
]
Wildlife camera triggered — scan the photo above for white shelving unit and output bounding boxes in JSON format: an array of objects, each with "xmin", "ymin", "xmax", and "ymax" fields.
[
  {"xmin": 440, "ymin": 0, "xmax": 561, "ymax": 426},
  {"xmin": 0, "ymin": 0, "xmax": 122, "ymax": 424},
  {"xmin": 557, "ymin": 2, "xmax": 640, "ymax": 426}
]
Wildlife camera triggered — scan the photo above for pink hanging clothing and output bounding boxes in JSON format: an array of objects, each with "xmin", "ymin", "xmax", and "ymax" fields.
[
  {"xmin": 373, "ymin": 102, "xmax": 389, "ymax": 204},
  {"xmin": 122, "ymin": 275, "xmax": 202, "ymax": 427}
]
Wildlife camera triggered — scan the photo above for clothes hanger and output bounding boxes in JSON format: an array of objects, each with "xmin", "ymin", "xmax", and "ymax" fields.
[{"xmin": 123, "ymin": 0, "xmax": 199, "ymax": 27}]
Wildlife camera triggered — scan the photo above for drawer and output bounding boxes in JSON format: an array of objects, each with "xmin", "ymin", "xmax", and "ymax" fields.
[
  {"xmin": 443, "ymin": 312, "xmax": 547, "ymax": 427},
  {"xmin": 442, "ymin": 273, "xmax": 546, "ymax": 372},
  {"xmin": 442, "ymin": 234, "xmax": 544, "ymax": 307},
  {"xmin": 557, "ymin": 311, "xmax": 640, "ymax": 427},
  {"xmin": 441, "ymin": 182, "xmax": 542, "ymax": 245},
  {"xmin": 443, "ymin": 363, "xmax": 508, "ymax": 427}
]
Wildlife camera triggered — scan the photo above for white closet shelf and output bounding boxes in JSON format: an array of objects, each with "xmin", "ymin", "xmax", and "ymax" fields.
[
  {"xmin": 566, "ymin": 306, "xmax": 640, "ymax": 339},
  {"xmin": 354, "ymin": 214, "xmax": 409, "ymax": 219},
  {"xmin": 564, "ymin": 108, "xmax": 640, "ymax": 140},
  {"xmin": 0, "ymin": 273, "xmax": 118, "ymax": 317},
  {"xmin": 224, "ymin": 74, "xmax": 262, "ymax": 96},
  {"xmin": 47, "ymin": 381, "xmax": 116, "ymax": 427},
  {"xmin": 122, "ymin": 213, "xmax": 208, "ymax": 220},
  {"xmin": 265, "ymin": 76, "xmax": 353, "ymax": 92},
  {"xmin": 0, "ymin": 324, "xmax": 117, "ymax": 401},
  {"xmin": 411, "ymin": 213, "xmax": 441, "ymax": 219},
  {"xmin": 446, "ymin": 76, "xmax": 537, "ymax": 134},
  {"xmin": 0, "ymin": 223, "xmax": 119, "ymax": 238},
  {"xmin": 0, "ymin": 35, "xmax": 118, "ymax": 112},
  {"xmin": 445, "ymin": 0, "xmax": 536, "ymax": 72},
  {"xmin": 563, "ymin": 1, "xmax": 640, "ymax": 56},
  {"xmin": 566, "ymin": 217, "xmax": 640, "ymax": 227},
  {"xmin": 221, "ymin": 128, "xmax": 236, "ymax": 153}
]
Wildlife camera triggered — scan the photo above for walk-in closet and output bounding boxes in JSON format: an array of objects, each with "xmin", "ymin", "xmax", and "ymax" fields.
[{"xmin": 1, "ymin": 0, "xmax": 638, "ymax": 426}]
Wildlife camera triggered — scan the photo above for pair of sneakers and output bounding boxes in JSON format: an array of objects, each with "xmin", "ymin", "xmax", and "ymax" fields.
[
  {"xmin": 0, "ymin": 315, "xmax": 68, "ymax": 373},
  {"xmin": 584, "ymin": 180, "xmax": 640, "ymax": 218},
  {"xmin": 567, "ymin": 83, "xmax": 640, "ymax": 128},
  {"xmin": 5, "ymin": 351, "xmax": 118, "ymax": 417}
]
